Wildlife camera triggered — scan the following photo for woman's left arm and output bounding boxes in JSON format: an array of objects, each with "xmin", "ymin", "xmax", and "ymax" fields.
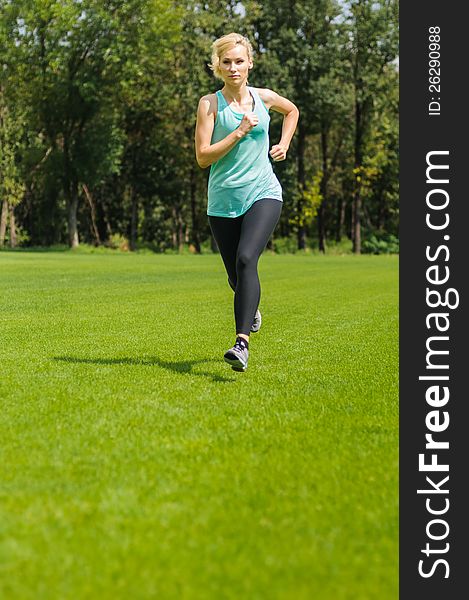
[{"xmin": 258, "ymin": 88, "xmax": 299, "ymax": 162}]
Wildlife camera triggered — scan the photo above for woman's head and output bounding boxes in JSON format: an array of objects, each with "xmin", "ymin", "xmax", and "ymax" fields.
[{"xmin": 209, "ymin": 33, "xmax": 254, "ymax": 81}]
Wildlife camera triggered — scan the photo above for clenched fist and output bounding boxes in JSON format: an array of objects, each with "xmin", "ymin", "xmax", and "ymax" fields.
[
  {"xmin": 238, "ymin": 112, "xmax": 259, "ymax": 135},
  {"xmin": 269, "ymin": 144, "xmax": 288, "ymax": 162}
]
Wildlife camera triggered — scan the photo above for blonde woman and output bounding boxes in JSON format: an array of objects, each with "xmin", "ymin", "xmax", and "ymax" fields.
[{"xmin": 195, "ymin": 33, "xmax": 299, "ymax": 372}]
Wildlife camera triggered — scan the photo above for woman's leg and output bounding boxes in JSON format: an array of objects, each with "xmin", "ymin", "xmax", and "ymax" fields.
[
  {"xmin": 208, "ymin": 214, "xmax": 242, "ymax": 292},
  {"xmin": 234, "ymin": 199, "xmax": 282, "ymax": 335}
]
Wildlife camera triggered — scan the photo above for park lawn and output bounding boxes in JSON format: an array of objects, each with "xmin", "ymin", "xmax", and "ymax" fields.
[{"xmin": 0, "ymin": 251, "xmax": 398, "ymax": 600}]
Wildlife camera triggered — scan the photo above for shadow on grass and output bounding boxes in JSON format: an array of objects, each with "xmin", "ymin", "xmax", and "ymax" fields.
[{"xmin": 53, "ymin": 355, "xmax": 235, "ymax": 383}]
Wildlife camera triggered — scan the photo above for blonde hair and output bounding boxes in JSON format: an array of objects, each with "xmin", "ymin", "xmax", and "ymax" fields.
[{"xmin": 209, "ymin": 33, "xmax": 254, "ymax": 80}]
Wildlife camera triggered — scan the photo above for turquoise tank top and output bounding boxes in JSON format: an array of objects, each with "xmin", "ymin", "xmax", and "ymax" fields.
[{"xmin": 207, "ymin": 86, "xmax": 283, "ymax": 218}]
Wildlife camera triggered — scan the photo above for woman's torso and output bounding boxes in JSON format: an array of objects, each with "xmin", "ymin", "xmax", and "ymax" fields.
[{"xmin": 207, "ymin": 86, "xmax": 282, "ymax": 218}]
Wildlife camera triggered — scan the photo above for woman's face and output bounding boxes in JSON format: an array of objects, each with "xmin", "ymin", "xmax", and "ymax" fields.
[{"xmin": 219, "ymin": 45, "xmax": 252, "ymax": 85}]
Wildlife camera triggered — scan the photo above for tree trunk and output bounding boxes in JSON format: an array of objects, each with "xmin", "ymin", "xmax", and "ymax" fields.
[
  {"xmin": 318, "ymin": 129, "xmax": 329, "ymax": 254},
  {"xmin": 297, "ymin": 123, "xmax": 306, "ymax": 250},
  {"xmin": 178, "ymin": 220, "xmax": 184, "ymax": 253},
  {"xmin": 353, "ymin": 99, "xmax": 363, "ymax": 254},
  {"xmin": 0, "ymin": 199, "xmax": 8, "ymax": 246},
  {"xmin": 64, "ymin": 138, "xmax": 79, "ymax": 248},
  {"xmin": 82, "ymin": 184, "xmax": 101, "ymax": 246},
  {"xmin": 336, "ymin": 196, "xmax": 346, "ymax": 242},
  {"xmin": 100, "ymin": 195, "xmax": 113, "ymax": 241},
  {"xmin": 353, "ymin": 190, "xmax": 361, "ymax": 254},
  {"xmin": 190, "ymin": 165, "xmax": 200, "ymax": 253},
  {"xmin": 25, "ymin": 186, "xmax": 34, "ymax": 245},
  {"xmin": 9, "ymin": 203, "xmax": 17, "ymax": 248},
  {"xmin": 171, "ymin": 206, "xmax": 184, "ymax": 252},
  {"xmin": 317, "ymin": 203, "xmax": 326, "ymax": 253},
  {"xmin": 171, "ymin": 205, "xmax": 177, "ymax": 249},
  {"xmin": 67, "ymin": 190, "xmax": 79, "ymax": 248},
  {"xmin": 130, "ymin": 187, "xmax": 138, "ymax": 251},
  {"xmin": 377, "ymin": 191, "xmax": 386, "ymax": 231}
]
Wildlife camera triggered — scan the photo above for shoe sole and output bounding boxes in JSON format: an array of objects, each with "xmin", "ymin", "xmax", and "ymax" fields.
[{"xmin": 224, "ymin": 355, "xmax": 248, "ymax": 372}]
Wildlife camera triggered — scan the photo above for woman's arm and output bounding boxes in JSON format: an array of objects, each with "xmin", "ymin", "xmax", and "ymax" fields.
[
  {"xmin": 194, "ymin": 95, "xmax": 258, "ymax": 169},
  {"xmin": 257, "ymin": 88, "xmax": 299, "ymax": 162}
]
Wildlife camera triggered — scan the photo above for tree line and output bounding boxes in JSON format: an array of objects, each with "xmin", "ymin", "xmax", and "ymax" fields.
[{"xmin": 0, "ymin": 0, "xmax": 398, "ymax": 253}]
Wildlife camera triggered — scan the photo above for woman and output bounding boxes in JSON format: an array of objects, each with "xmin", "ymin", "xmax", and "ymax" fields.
[{"xmin": 195, "ymin": 32, "xmax": 299, "ymax": 372}]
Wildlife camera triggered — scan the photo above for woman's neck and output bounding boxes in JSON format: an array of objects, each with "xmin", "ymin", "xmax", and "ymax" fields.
[{"xmin": 222, "ymin": 83, "xmax": 249, "ymax": 104}]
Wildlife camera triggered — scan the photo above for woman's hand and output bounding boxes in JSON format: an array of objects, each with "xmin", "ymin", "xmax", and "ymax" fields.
[
  {"xmin": 238, "ymin": 112, "xmax": 259, "ymax": 135},
  {"xmin": 269, "ymin": 144, "xmax": 288, "ymax": 162},
  {"xmin": 196, "ymin": 94, "xmax": 252, "ymax": 168}
]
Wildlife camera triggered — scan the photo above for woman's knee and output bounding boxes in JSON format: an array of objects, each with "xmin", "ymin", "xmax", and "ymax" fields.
[{"xmin": 236, "ymin": 249, "xmax": 258, "ymax": 271}]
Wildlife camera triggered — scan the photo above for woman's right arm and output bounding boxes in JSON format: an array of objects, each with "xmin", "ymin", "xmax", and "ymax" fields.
[{"xmin": 194, "ymin": 95, "xmax": 257, "ymax": 169}]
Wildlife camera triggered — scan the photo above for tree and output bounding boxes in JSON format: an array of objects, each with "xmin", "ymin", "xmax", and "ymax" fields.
[
  {"xmin": 359, "ymin": 65, "xmax": 398, "ymax": 238},
  {"xmin": 346, "ymin": 0, "xmax": 398, "ymax": 253},
  {"xmin": 0, "ymin": 108, "xmax": 26, "ymax": 247},
  {"xmin": 253, "ymin": 0, "xmax": 342, "ymax": 250},
  {"xmin": 0, "ymin": 1, "xmax": 28, "ymax": 247},
  {"xmin": 11, "ymin": 0, "xmax": 178, "ymax": 247}
]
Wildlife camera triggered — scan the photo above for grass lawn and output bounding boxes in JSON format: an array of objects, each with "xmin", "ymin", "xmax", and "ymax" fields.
[{"xmin": 0, "ymin": 251, "xmax": 398, "ymax": 599}]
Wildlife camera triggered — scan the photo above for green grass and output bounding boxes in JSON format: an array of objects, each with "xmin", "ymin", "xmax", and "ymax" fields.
[{"xmin": 0, "ymin": 251, "xmax": 398, "ymax": 599}]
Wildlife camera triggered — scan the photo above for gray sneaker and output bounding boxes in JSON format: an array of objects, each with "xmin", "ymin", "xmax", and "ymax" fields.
[
  {"xmin": 250, "ymin": 309, "xmax": 262, "ymax": 333},
  {"xmin": 224, "ymin": 338, "xmax": 249, "ymax": 372}
]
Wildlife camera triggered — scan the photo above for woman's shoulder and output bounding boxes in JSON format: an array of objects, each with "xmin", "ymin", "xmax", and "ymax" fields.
[
  {"xmin": 199, "ymin": 91, "xmax": 218, "ymax": 101},
  {"xmin": 198, "ymin": 92, "xmax": 220, "ymax": 106},
  {"xmin": 198, "ymin": 92, "xmax": 219, "ymax": 112},
  {"xmin": 250, "ymin": 87, "xmax": 277, "ymax": 109}
]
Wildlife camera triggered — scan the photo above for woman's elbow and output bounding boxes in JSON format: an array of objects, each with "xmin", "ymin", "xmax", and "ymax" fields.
[
  {"xmin": 196, "ymin": 151, "xmax": 210, "ymax": 169},
  {"xmin": 197, "ymin": 157, "xmax": 209, "ymax": 169}
]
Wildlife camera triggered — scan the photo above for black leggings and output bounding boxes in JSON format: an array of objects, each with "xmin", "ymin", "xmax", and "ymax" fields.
[{"xmin": 209, "ymin": 198, "xmax": 282, "ymax": 335}]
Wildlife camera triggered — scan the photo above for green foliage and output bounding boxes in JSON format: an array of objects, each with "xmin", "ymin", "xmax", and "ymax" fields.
[
  {"xmin": 0, "ymin": 223, "xmax": 30, "ymax": 246},
  {"xmin": 289, "ymin": 171, "xmax": 323, "ymax": 229},
  {"xmin": 301, "ymin": 171, "xmax": 324, "ymax": 225},
  {"xmin": 271, "ymin": 235, "xmax": 299, "ymax": 254},
  {"xmin": 362, "ymin": 233, "xmax": 399, "ymax": 254},
  {"xmin": 1, "ymin": 0, "xmax": 399, "ymax": 251},
  {"xmin": 0, "ymin": 168, "xmax": 25, "ymax": 208},
  {"xmin": 107, "ymin": 232, "xmax": 130, "ymax": 251},
  {"xmin": 0, "ymin": 113, "xmax": 25, "ymax": 201}
]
